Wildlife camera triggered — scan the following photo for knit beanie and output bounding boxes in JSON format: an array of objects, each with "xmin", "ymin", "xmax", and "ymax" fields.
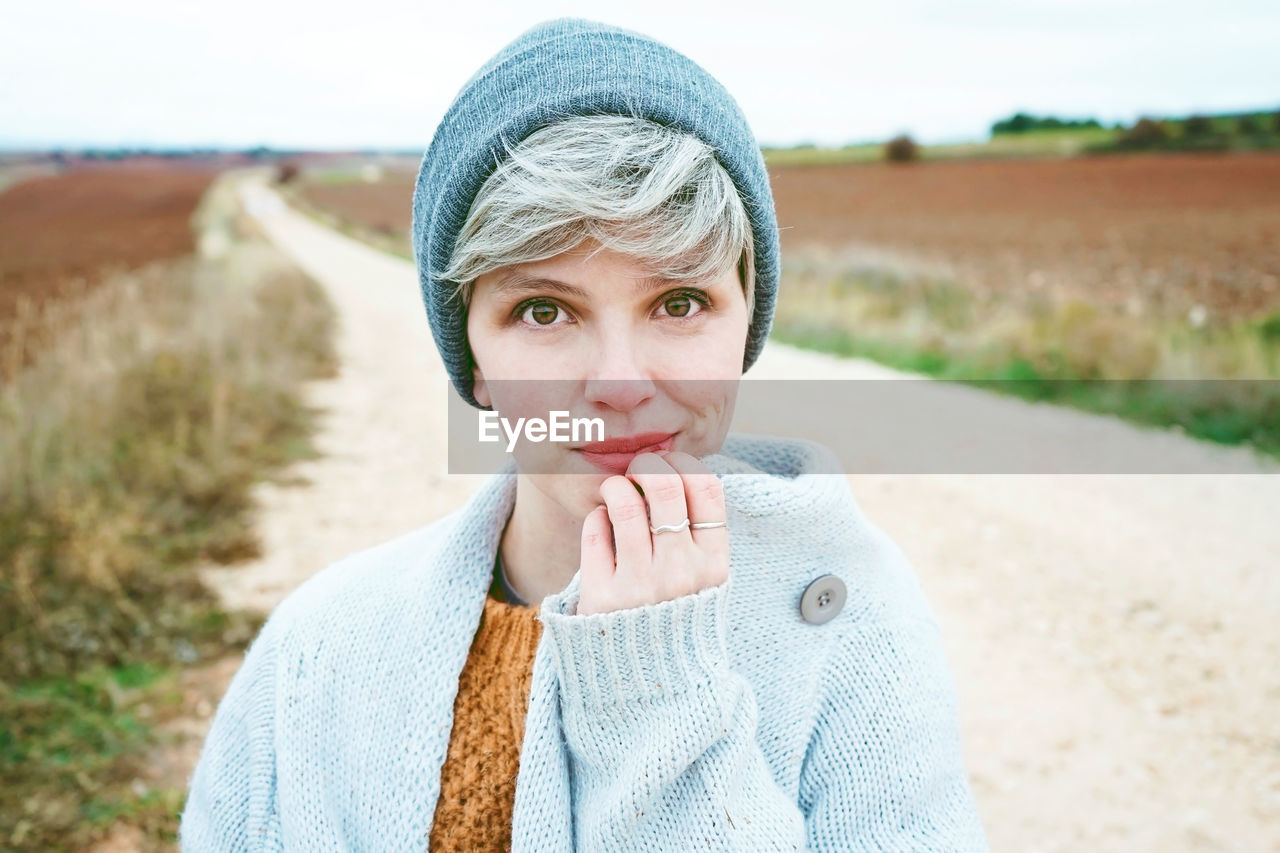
[{"xmin": 411, "ymin": 17, "xmax": 780, "ymax": 407}]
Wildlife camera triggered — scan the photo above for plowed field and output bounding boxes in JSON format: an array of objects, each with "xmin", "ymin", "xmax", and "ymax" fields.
[
  {"xmin": 769, "ymin": 152, "xmax": 1280, "ymax": 317},
  {"xmin": 0, "ymin": 166, "xmax": 217, "ymax": 372},
  {"xmin": 297, "ymin": 152, "xmax": 1280, "ymax": 319}
]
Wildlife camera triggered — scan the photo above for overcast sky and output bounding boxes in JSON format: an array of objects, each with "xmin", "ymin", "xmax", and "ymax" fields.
[{"xmin": 3, "ymin": 0, "xmax": 1277, "ymax": 150}]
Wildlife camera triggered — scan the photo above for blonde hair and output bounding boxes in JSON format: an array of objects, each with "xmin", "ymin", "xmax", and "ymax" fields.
[{"xmin": 437, "ymin": 113, "xmax": 754, "ymax": 315}]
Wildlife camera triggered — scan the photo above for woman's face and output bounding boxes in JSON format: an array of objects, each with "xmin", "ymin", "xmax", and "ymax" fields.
[{"xmin": 466, "ymin": 237, "xmax": 750, "ymax": 520}]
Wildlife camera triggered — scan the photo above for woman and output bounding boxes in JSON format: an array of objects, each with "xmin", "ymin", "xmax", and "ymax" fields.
[{"xmin": 181, "ymin": 17, "xmax": 989, "ymax": 851}]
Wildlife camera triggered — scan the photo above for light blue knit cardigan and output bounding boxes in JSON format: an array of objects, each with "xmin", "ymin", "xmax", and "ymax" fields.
[{"xmin": 180, "ymin": 435, "xmax": 990, "ymax": 851}]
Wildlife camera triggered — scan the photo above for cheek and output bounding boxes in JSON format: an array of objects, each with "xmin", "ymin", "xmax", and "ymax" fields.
[
  {"xmin": 469, "ymin": 328, "xmax": 584, "ymax": 382},
  {"xmin": 466, "ymin": 314, "xmax": 493, "ymax": 370},
  {"xmin": 481, "ymin": 380, "xmax": 584, "ymax": 475},
  {"xmin": 666, "ymin": 319, "xmax": 748, "ymax": 378},
  {"xmin": 484, "ymin": 372, "xmax": 584, "ymax": 419},
  {"xmin": 671, "ymin": 380, "xmax": 738, "ymax": 450},
  {"xmin": 467, "ymin": 327, "xmax": 517, "ymax": 382}
]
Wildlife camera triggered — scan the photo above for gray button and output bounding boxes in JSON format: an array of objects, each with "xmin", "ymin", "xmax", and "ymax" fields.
[{"xmin": 799, "ymin": 575, "xmax": 846, "ymax": 624}]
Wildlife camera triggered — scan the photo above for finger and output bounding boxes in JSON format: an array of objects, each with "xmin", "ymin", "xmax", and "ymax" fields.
[
  {"xmin": 598, "ymin": 474, "xmax": 652, "ymax": 569},
  {"xmin": 626, "ymin": 452, "xmax": 691, "ymax": 540},
  {"xmin": 580, "ymin": 505, "xmax": 616, "ymax": 581},
  {"xmin": 661, "ymin": 451, "xmax": 728, "ymax": 549}
]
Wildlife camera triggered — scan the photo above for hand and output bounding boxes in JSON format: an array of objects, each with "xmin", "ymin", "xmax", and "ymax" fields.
[{"xmin": 575, "ymin": 450, "xmax": 729, "ymax": 616}]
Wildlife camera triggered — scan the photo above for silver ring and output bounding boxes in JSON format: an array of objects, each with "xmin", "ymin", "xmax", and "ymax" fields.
[
  {"xmin": 690, "ymin": 520, "xmax": 728, "ymax": 530},
  {"xmin": 650, "ymin": 518, "xmax": 690, "ymax": 535}
]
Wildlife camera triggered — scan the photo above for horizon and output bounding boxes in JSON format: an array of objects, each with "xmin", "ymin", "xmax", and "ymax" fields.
[
  {"xmin": 5, "ymin": 104, "xmax": 1278, "ymax": 155},
  {"xmin": 4, "ymin": 0, "xmax": 1278, "ymax": 151}
]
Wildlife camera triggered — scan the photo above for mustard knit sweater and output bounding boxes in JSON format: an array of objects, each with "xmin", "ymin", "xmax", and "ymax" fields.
[{"xmin": 428, "ymin": 571, "xmax": 542, "ymax": 851}]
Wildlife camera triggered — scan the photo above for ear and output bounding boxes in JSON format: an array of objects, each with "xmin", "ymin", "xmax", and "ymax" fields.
[{"xmin": 472, "ymin": 364, "xmax": 492, "ymax": 408}]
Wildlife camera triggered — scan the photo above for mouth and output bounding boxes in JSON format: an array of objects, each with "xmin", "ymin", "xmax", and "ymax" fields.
[{"xmin": 573, "ymin": 431, "xmax": 676, "ymax": 475}]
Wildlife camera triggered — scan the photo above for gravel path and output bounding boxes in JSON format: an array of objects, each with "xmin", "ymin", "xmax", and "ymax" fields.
[{"xmin": 194, "ymin": 173, "xmax": 1280, "ymax": 852}]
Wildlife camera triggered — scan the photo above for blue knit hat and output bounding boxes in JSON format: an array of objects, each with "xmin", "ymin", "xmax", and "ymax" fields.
[{"xmin": 412, "ymin": 17, "xmax": 780, "ymax": 407}]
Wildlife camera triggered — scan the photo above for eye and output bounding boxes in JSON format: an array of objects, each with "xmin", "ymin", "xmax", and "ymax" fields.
[
  {"xmin": 657, "ymin": 291, "xmax": 707, "ymax": 319},
  {"xmin": 519, "ymin": 301, "xmax": 569, "ymax": 327}
]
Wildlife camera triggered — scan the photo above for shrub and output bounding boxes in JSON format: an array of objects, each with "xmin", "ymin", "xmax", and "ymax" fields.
[
  {"xmin": 1236, "ymin": 115, "xmax": 1261, "ymax": 135},
  {"xmin": 991, "ymin": 113, "xmax": 1102, "ymax": 135},
  {"xmin": 0, "ymin": 234, "xmax": 339, "ymax": 849},
  {"xmin": 276, "ymin": 161, "xmax": 300, "ymax": 184},
  {"xmin": 1183, "ymin": 115, "xmax": 1213, "ymax": 136},
  {"xmin": 885, "ymin": 135, "xmax": 919, "ymax": 163},
  {"xmin": 1258, "ymin": 311, "xmax": 1280, "ymax": 344},
  {"xmin": 1118, "ymin": 118, "xmax": 1168, "ymax": 149},
  {"xmin": 993, "ymin": 112, "xmax": 1035, "ymax": 134}
]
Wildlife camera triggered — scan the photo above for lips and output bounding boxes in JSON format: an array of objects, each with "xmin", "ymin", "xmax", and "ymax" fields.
[{"xmin": 574, "ymin": 431, "xmax": 676, "ymax": 475}]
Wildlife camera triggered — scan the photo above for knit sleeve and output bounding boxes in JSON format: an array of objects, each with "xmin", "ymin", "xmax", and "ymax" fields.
[
  {"xmin": 797, "ymin": 614, "xmax": 991, "ymax": 851},
  {"xmin": 539, "ymin": 578, "xmax": 808, "ymax": 850},
  {"xmin": 179, "ymin": 614, "xmax": 284, "ymax": 852}
]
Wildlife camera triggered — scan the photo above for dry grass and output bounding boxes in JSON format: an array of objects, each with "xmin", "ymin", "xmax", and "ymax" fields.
[
  {"xmin": 776, "ymin": 245, "xmax": 1280, "ymax": 382},
  {"xmin": 0, "ymin": 166, "xmax": 219, "ymax": 376},
  {"xmin": 0, "ymin": 172, "xmax": 339, "ymax": 850},
  {"xmin": 773, "ymin": 246, "xmax": 1280, "ymax": 458},
  {"xmin": 773, "ymin": 244, "xmax": 1274, "ymax": 379}
]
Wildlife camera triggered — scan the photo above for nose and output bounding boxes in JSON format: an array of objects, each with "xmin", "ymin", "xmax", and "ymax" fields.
[
  {"xmin": 583, "ymin": 330, "xmax": 655, "ymax": 412},
  {"xmin": 584, "ymin": 378, "xmax": 655, "ymax": 412}
]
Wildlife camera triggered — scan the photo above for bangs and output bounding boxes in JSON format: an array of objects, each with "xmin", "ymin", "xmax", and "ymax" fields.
[{"xmin": 437, "ymin": 114, "xmax": 754, "ymax": 311}]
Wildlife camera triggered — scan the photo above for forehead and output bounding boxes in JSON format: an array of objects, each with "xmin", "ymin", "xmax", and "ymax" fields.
[{"xmin": 477, "ymin": 241, "xmax": 685, "ymax": 301}]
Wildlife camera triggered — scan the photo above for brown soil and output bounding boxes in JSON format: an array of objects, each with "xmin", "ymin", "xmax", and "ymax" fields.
[
  {"xmin": 769, "ymin": 152, "xmax": 1280, "ymax": 317},
  {"xmin": 298, "ymin": 181, "xmax": 412, "ymax": 237},
  {"xmin": 0, "ymin": 166, "xmax": 217, "ymax": 374}
]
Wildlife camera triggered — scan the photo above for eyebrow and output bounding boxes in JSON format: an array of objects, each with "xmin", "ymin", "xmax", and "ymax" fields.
[{"xmin": 490, "ymin": 271, "xmax": 681, "ymax": 298}]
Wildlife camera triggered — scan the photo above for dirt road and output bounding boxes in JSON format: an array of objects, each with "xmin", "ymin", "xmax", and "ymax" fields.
[{"xmin": 182, "ymin": 173, "xmax": 1280, "ymax": 852}]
